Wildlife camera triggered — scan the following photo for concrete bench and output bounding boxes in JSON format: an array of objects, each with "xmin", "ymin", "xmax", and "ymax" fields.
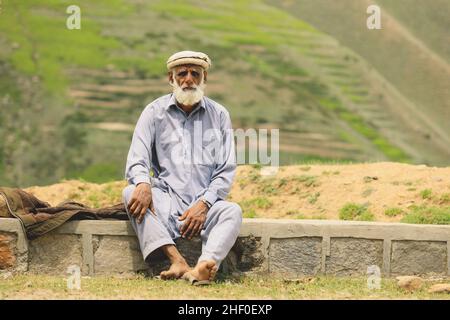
[{"xmin": 1, "ymin": 218, "xmax": 449, "ymax": 277}]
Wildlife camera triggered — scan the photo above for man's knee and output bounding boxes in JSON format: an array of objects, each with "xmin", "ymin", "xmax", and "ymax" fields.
[
  {"xmin": 122, "ymin": 184, "xmax": 136, "ymax": 206},
  {"xmin": 221, "ymin": 201, "xmax": 243, "ymax": 223}
]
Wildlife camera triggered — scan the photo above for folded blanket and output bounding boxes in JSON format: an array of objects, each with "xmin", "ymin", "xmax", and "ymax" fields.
[{"xmin": 0, "ymin": 187, "xmax": 128, "ymax": 239}]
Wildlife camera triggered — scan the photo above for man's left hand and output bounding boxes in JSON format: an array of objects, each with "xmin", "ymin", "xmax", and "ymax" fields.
[{"xmin": 179, "ymin": 201, "xmax": 209, "ymax": 239}]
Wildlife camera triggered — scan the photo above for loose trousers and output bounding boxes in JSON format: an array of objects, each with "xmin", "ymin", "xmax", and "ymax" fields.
[{"xmin": 122, "ymin": 185, "xmax": 242, "ymax": 268}]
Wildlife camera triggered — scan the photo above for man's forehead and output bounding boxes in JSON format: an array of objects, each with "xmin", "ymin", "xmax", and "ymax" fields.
[{"xmin": 173, "ymin": 64, "xmax": 204, "ymax": 73}]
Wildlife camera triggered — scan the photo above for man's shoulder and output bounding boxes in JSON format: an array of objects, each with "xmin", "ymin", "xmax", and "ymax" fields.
[
  {"xmin": 143, "ymin": 94, "xmax": 172, "ymax": 112},
  {"xmin": 203, "ymin": 96, "xmax": 230, "ymax": 117}
]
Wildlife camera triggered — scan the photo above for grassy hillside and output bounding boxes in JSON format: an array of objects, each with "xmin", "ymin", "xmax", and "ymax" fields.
[
  {"xmin": 0, "ymin": 0, "xmax": 448, "ymax": 187},
  {"xmin": 269, "ymin": 0, "xmax": 450, "ymax": 160}
]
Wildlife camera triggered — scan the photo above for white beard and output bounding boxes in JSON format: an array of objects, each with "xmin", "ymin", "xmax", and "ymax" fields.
[{"xmin": 172, "ymin": 79, "xmax": 205, "ymax": 106}]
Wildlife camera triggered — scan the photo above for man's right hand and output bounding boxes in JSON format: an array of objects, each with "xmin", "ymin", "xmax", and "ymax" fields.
[{"xmin": 127, "ymin": 183, "xmax": 156, "ymax": 224}]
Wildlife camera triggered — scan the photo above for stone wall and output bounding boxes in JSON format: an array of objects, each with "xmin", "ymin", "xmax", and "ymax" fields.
[{"xmin": 0, "ymin": 218, "xmax": 449, "ymax": 277}]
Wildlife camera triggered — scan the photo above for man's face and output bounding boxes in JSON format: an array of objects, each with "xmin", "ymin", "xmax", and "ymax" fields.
[{"xmin": 169, "ymin": 65, "xmax": 207, "ymax": 107}]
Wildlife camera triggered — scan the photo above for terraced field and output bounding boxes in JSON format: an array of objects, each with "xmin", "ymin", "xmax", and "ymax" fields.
[{"xmin": 0, "ymin": 0, "xmax": 448, "ymax": 187}]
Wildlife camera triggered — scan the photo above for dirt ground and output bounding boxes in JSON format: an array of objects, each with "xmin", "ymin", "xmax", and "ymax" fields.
[{"xmin": 24, "ymin": 162, "xmax": 450, "ymax": 222}]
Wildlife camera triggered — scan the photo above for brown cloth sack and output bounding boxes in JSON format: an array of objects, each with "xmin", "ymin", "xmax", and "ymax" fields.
[{"xmin": 0, "ymin": 187, "xmax": 128, "ymax": 240}]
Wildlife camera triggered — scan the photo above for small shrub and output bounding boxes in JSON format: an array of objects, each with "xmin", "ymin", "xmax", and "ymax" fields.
[
  {"xmin": 295, "ymin": 175, "xmax": 319, "ymax": 187},
  {"xmin": 401, "ymin": 206, "xmax": 450, "ymax": 225},
  {"xmin": 308, "ymin": 192, "xmax": 320, "ymax": 204},
  {"xmin": 438, "ymin": 193, "xmax": 450, "ymax": 205},
  {"xmin": 339, "ymin": 203, "xmax": 374, "ymax": 221},
  {"xmin": 259, "ymin": 180, "xmax": 278, "ymax": 195},
  {"xmin": 251, "ymin": 163, "xmax": 262, "ymax": 170},
  {"xmin": 239, "ymin": 197, "xmax": 273, "ymax": 218},
  {"xmin": 251, "ymin": 197, "xmax": 273, "ymax": 209},
  {"xmin": 419, "ymin": 189, "xmax": 433, "ymax": 200},
  {"xmin": 243, "ymin": 209, "xmax": 257, "ymax": 219},
  {"xmin": 384, "ymin": 207, "xmax": 404, "ymax": 217},
  {"xmin": 278, "ymin": 178, "xmax": 288, "ymax": 187}
]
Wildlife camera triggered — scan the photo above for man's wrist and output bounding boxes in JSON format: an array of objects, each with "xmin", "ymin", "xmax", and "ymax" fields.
[
  {"xmin": 137, "ymin": 182, "xmax": 151, "ymax": 188},
  {"xmin": 200, "ymin": 197, "xmax": 212, "ymax": 209},
  {"xmin": 203, "ymin": 191, "xmax": 218, "ymax": 207}
]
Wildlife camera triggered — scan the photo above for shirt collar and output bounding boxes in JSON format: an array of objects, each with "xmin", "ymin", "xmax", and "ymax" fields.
[{"xmin": 167, "ymin": 93, "xmax": 206, "ymax": 111}]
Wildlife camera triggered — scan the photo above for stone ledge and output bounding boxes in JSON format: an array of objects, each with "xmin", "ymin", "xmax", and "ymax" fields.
[
  {"xmin": 0, "ymin": 219, "xmax": 28, "ymax": 273},
  {"xmin": 0, "ymin": 218, "xmax": 449, "ymax": 277}
]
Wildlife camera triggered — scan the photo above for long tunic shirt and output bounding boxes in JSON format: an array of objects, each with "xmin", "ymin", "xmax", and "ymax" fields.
[{"xmin": 125, "ymin": 93, "xmax": 236, "ymax": 209}]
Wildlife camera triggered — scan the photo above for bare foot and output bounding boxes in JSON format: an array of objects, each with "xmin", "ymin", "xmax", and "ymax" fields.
[
  {"xmin": 160, "ymin": 260, "xmax": 190, "ymax": 280},
  {"xmin": 183, "ymin": 260, "xmax": 218, "ymax": 283}
]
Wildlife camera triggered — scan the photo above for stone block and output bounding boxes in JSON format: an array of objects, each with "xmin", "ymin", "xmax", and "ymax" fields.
[
  {"xmin": 29, "ymin": 234, "xmax": 82, "ymax": 274},
  {"xmin": 0, "ymin": 232, "xmax": 17, "ymax": 270},
  {"xmin": 325, "ymin": 238, "xmax": 383, "ymax": 276},
  {"xmin": 269, "ymin": 237, "xmax": 322, "ymax": 276},
  {"xmin": 391, "ymin": 240, "xmax": 447, "ymax": 275},
  {"xmin": 93, "ymin": 235, "xmax": 148, "ymax": 274},
  {"xmin": 222, "ymin": 236, "xmax": 265, "ymax": 274}
]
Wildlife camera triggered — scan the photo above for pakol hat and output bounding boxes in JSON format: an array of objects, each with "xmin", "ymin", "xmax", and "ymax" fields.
[{"xmin": 166, "ymin": 51, "xmax": 211, "ymax": 71}]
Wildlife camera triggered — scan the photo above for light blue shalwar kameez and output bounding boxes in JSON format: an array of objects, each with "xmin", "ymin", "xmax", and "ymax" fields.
[{"xmin": 122, "ymin": 94, "xmax": 242, "ymax": 268}]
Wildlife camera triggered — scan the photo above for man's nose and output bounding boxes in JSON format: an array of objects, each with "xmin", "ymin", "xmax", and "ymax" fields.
[{"xmin": 185, "ymin": 72, "xmax": 194, "ymax": 85}]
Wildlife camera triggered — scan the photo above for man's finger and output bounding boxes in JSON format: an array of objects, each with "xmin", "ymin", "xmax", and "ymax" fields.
[
  {"xmin": 195, "ymin": 222, "xmax": 204, "ymax": 237},
  {"xmin": 140, "ymin": 205, "xmax": 147, "ymax": 217},
  {"xmin": 181, "ymin": 218, "xmax": 191, "ymax": 237},
  {"xmin": 137, "ymin": 210, "xmax": 146, "ymax": 224},
  {"xmin": 127, "ymin": 197, "xmax": 136, "ymax": 211},
  {"xmin": 129, "ymin": 200, "xmax": 140, "ymax": 214},
  {"xmin": 132, "ymin": 203, "xmax": 142, "ymax": 216},
  {"xmin": 186, "ymin": 221, "xmax": 197, "ymax": 239},
  {"xmin": 188, "ymin": 222, "xmax": 201, "ymax": 240}
]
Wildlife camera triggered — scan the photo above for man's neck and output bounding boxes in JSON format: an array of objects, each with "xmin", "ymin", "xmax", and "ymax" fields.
[{"xmin": 177, "ymin": 101, "xmax": 199, "ymax": 115}]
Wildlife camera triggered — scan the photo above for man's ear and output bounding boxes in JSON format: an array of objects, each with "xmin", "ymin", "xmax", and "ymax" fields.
[
  {"xmin": 168, "ymin": 71, "xmax": 173, "ymax": 85},
  {"xmin": 203, "ymin": 71, "xmax": 208, "ymax": 83}
]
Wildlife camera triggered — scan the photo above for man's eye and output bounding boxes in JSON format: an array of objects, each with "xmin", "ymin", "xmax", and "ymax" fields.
[
  {"xmin": 178, "ymin": 71, "xmax": 187, "ymax": 77},
  {"xmin": 191, "ymin": 71, "xmax": 200, "ymax": 77}
]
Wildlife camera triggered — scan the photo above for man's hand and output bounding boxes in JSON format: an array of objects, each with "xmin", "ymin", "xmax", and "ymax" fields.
[
  {"xmin": 127, "ymin": 183, "xmax": 155, "ymax": 224},
  {"xmin": 179, "ymin": 201, "xmax": 209, "ymax": 239}
]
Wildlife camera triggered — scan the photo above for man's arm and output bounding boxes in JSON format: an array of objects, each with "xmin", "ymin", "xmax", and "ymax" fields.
[
  {"xmin": 125, "ymin": 106, "xmax": 155, "ymax": 186},
  {"xmin": 202, "ymin": 111, "xmax": 237, "ymax": 206},
  {"xmin": 125, "ymin": 106, "xmax": 156, "ymax": 222}
]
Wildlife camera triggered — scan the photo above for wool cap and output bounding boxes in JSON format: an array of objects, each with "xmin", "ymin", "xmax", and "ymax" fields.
[{"xmin": 166, "ymin": 50, "xmax": 211, "ymax": 71}]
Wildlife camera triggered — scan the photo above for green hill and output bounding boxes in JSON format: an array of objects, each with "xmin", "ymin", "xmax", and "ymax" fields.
[{"xmin": 0, "ymin": 0, "xmax": 448, "ymax": 187}]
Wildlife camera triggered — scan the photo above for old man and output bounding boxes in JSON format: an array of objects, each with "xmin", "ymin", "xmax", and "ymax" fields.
[{"xmin": 122, "ymin": 51, "xmax": 242, "ymax": 284}]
